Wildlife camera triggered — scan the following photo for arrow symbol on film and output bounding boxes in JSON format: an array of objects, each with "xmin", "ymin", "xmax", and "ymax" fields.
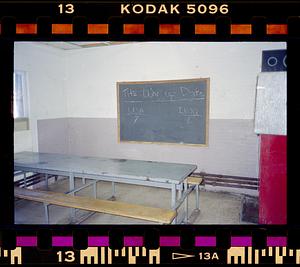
[{"xmin": 172, "ymin": 252, "xmax": 195, "ymax": 260}]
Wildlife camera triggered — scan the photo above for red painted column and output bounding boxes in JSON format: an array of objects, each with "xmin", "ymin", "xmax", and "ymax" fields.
[{"xmin": 259, "ymin": 134, "xmax": 287, "ymax": 224}]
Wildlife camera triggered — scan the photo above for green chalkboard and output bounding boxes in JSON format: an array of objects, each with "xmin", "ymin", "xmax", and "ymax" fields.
[{"xmin": 117, "ymin": 78, "xmax": 209, "ymax": 145}]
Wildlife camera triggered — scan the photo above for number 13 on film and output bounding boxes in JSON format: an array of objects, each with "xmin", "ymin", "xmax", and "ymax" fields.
[
  {"xmin": 58, "ymin": 4, "xmax": 75, "ymax": 14},
  {"xmin": 57, "ymin": 251, "xmax": 76, "ymax": 263}
]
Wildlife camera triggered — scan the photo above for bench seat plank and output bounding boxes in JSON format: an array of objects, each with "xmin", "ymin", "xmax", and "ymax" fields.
[
  {"xmin": 186, "ymin": 177, "xmax": 203, "ymax": 185},
  {"xmin": 14, "ymin": 187, "xmax": 176, "ymax": 224}
]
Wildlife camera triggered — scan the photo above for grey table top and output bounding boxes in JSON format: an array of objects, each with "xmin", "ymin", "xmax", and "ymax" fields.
[{"xmin": 14, "ymin": 152, "xmax": 197, "ymax": 184}]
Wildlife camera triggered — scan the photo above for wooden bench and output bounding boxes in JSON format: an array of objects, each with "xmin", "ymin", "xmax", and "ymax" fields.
[
  {"xmin": 14, "ymin": 187, "xmax": 176, "ymax": 224},
  {"xmin": 186, "ymin": 176, "xmax": 203, "ymax": 185},
  {"xmin": 186, "ymin": 177, "xmax": 204, "ymax": 211}
]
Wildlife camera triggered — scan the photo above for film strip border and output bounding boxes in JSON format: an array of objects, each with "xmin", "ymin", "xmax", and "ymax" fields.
[
  {"xmin": 0, "ymin": 22, "xmax": 292, "ymax": 36},
  {"xmin": 0, "ymin": 234, "xmax": 289, "ymax": 247},
  {"xmin": 1, "ymin": 234, "xmax": 300, "ymax": 265},
  {"xmin": 1, "ymin": 18, "xmax": 300, "ymax": 37}
]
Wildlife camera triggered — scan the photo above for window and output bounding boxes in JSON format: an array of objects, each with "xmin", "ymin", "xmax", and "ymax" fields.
[{"xmin": 14, "ymin": 71, "xmax": 29, "ymax": 131}]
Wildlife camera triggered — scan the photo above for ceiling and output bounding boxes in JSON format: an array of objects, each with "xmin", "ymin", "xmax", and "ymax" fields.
[{"xmin": 39, "ymin": 41, "xmax": 133, "ymax": 50}]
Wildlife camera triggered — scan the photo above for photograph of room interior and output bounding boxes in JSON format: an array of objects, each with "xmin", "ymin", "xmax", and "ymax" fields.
[{"xmin": 13, "ymin": 41, "xmax": 286, "ymax": 225}]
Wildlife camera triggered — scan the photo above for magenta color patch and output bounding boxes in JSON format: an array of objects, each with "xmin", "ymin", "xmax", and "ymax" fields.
[
  {"xmin": 52, "ymin": 236, "xmax": 73, "ymax": 247},
  {"xmin": 16, "ymin": 236, "xmax": 37, "ymax": 247},
  {"xmin": 195, "ymin": 236, "xmax": 216, "ymax": 247},
  {"xmin": 159, "ymin": 236, "xmax": 180, "ymax": 247},
  {"xmin": 124, "ymin": 236, "xmax": 144, "ymax": 247},
  {"xmin": 231, "ymin": 236, "xmax": 252, "ymax": 247},
  {"xmin": 267, "ymin": 236, "xmax": 287, "ymax": 247},
  {"xmin": 88, "ymin": 236, "xmax": 109, "ymax": 247}
]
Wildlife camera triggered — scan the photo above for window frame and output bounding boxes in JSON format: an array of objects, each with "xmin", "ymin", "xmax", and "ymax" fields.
[{"xmin": 13, "ymin": 71, "xmax": 30, "ymax": 131}]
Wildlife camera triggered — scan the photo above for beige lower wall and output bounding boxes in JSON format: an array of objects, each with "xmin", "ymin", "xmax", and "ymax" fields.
[{"xmin": 37, "ymin": 118, "xmax": 259, "ymax": 178}]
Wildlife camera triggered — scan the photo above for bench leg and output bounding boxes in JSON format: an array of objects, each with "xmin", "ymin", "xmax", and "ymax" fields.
[
  {"xmin": 70, "ymin": 188, "xmax": 76, "ymax": 221},
  {"xmin": 82, "ymin": 178, "xmax": 86, "ymax": 184},
  {"xmin": 185, "ymin": 198, "xmax": 189, "ymax": 223},
  {"xmin": 70, "ymin": 205, "xmax": 76, "ymax": 222},
  {"xmin": 44, "ymin": 204, "xmax": 49, "ymax": 224}
]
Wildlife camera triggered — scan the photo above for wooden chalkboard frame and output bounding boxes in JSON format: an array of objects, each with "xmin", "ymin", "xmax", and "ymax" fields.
[{"xmin": 117, "ymin": 78, "xmax": 210, "ymax": 146}]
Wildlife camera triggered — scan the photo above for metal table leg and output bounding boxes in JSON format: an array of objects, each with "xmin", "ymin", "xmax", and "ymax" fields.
[
  {"xmin": 45, "ymin": 173, "xmax": 49, "ymax": 190},
  {"xmin": 184, "ymin": 182, "xmax": 189, "ymax": 223},
  {"xmin": 93, "ymin": 182, "xmax": 97, "ymax": 198},
  {"xmin": 177, "ymin": 183, "xmax": 183, "ymax": 200},
  {"xmin": 172, "ymin": 184, "xmax": 178, "ymax": 224},
  {"xmin": 195, "ymin": 184, "xmax": 200, "ymax": 211},
  {"xmin": 69, "ymin": 172, "xmax": 75, "ymax": 191},
  {"xmin": 171, "ymin": 183, "xmax": 176, "ymax": 209},
  {"xmin": 111, "ymin": 182, "xmax": 116, "ymax": 201},
  {"xmin": 112, "ymin": 182, "xmax": 115, "ymax": 195},
  {"xmin": 69, "ymin": 172, "xmax": 76, "ymax": 221}
]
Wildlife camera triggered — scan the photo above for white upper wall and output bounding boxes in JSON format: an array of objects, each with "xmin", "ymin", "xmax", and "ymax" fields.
[
  {"xmin": 14, "ymin": 41, "xmax": 286, "ymax": 152},
  {"xmin": 65, "ymin": 42, "xmax": 286, "ymax": 119},
  {"xmin": 14, "ymin": 42, "xmax": 67, "ymax": 152},
  {"xmin": 14, "ymin": 42, "xmax": 68, "ymax": 120}
]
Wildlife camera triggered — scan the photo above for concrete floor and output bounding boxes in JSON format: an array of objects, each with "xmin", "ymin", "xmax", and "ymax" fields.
[{"xmin": 15, "ymin": 177, "xmax": 251, "ymax": 224}]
